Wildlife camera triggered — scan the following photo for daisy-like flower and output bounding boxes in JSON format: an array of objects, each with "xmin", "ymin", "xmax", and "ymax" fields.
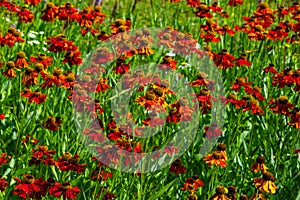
[
  {"xmin": 27, "ymin": 90, "xmax": 47, "ymax": 104},
  {"xmin": 253, "ymin": 172, "xmax": 277, "ymax": 194},
  {"xmin": 169, "ymin": 159, "xmax": 186, "ymax": 174},
  {"xmin": 40, "ymin": 2, "xmax": 58, "ymax": 22},
  {"xmin": 43, "ymin": 116, "xmax": 62, "ymax": 131},
  {"xmin": 268, "ymin": 96, "xmax": 294, "ymax": 115},
  {"xmin": 13, "ymin": 174, "xmax": 47, "ymax": 199},
  {"xmin": 182, "ymin": 175, "xmax": 204, "ymax": 193},
  {"xmin": 55, "ymin": 152, "xmax": 86, "ymax": 174},
  {"xmin": 49, "ymin": 182, "xmax": 81, "ymax": 199},
  {"xmin": 203, "ymin": 143, "xmax": 227, "ymax": 168},
  {"xmin": 209, "ymin": 186, "xmax": 230, "ymax": 200},
  {"xmin": 22, "ymin": 67, "xmax": 38, "ymax": 86},
  {"xmin": 17, "ymin": 7, "xmax": 34, "ymax": 23},
  {"xmin": 251, "ymin": 156, "xmax": 268, "ymax": 173},
  {"xmin": 2, "ymin": 61, "xmax": 17, "ymax": 78},
  {"xmin": 30, "ymin": 145, "xmax": 56, "ymax": 166}
]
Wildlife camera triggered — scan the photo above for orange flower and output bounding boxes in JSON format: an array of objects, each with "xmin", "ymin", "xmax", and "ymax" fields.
[
  {"xmin": 22, "ymin": 67, "xmax": 38, "ymax": 86},
  {"xmin": 40, "ymin": 2, "xmax": 58, "ymax": 22},
  {"xmin": 2, "ymin": 61, "xmax": 17, "ymax": 78},
  {"xmin": 203, "ymin": 143, "xmax": 227, "ymax": 168},
  {"xmin": 253, "ymin": 172, "xmax": 277, "ymax": 194},
  {"xmin": 251, "ymin": 156, "xmax": 268, "ymax": 173}
]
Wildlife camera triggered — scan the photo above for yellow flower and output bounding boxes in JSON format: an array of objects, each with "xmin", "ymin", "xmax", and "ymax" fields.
[
  {"xmin": 250, "ymin": 156, "xmax": 268, "ymax": 173},
  {"xmin": 253, "ymin": 172, "xmax": 277, "ymax": 194},
  {"xmin": 209, "ymin": 186, "xmax": 230, "ymax": 200}
]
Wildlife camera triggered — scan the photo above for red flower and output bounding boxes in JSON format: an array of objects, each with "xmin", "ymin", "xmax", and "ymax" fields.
[
  {"xmin": 96, "ymin": 187, "xmax": 116, "ymax": 200},
  {"xmin": 43, "ymin": 116, "xmax": 62, "ymax": 131},
  {"xmin": 213, "ymin": 49, "xmax": 236, "ymax": 69},
  {"xmin": 91, "ymin": 168, "xmax": 113, "ymax": 182},
  {"xmin": 0, "ymin": 114, "xmax": 4, "ymax": 120},
  {"xmin": 30, "ymin": 53, "xmax": 53, "ymax": 69},
  {"xmin": 267, "ymin": 26, "xmax": 288, "ymax": 41},
  {"xmin": 2, "ymin": 61, "xmax": 17, "ymax": 78},
  {"xmin": 276, "ymin": 6, "xmax": 289, "ymax": 18},
  {"xmin": 204, "ymin": 123, "xmax": 222, "ymax": 138},
  {"xmin": 210, "ymin": 2, "xmax": 222, "ymax": 13},
  {"xmin": 190, "ymin": 72, "xmax": 214, "ymax": 88},
  {"xmin": 17, "ymin": 7, "xmax": 34, "ymax": 23},
  {"xmin": 272, "ymin": 68, "xmax": 295, "ymax": 88},
  {"xmin": 235, "ymin": 53, "xmax": 251, "ymax": 67},
  {"xmin": 20, "ymin": 88, "xmax": 33, "ymax": 98},
  {"xmin": 230, "ymin": 77, "xmax": 252, "ymax": 92},
  {"xmin": 203, "ymin": 143, "xmax": 227, "ymax": 168},
  {"xmin": 0, "ymin": 178, "xmax": 8, "ymax": 192},
  {"xmin": 289, "ymin": 108, "xmax": 300, "ymax": 128},
  {"xmin": 1, "ymin": 28, "xmax": 25, "ymax": 47},
  {"xmin": 98, "ymin": 31, "xmax": 110, "ymax": 41},
  {"xmin": 244, "ymin": 86, "xmax": 265, "ymax": 101},
  {"xmin": 247, "ymin": 25, "xmax": 266, "ymax": 41},
  {"xmin": 27, "ymin": 90, "xmax": 47, "ymax": 104},
  {"xmin": 96, "ymin": 78, "xmax": 110, "ymax": 93},
  {"xmin": 263, "ymin": 63, "xmax": 278, "ymax": 74},
  {"xmin": 269, "ymin": 96, "xmax": 294, "ymax": 115},
  {"xmin": 182, "ymin": 175, "xmax": 204, "ymax": 192},
  {"xmin": 215, "ymin": 25, "xmax": 236, "ymax": 36},
  {"xmin": 22, "ymin": 67, "xmax": 39, "ymax": 86},
  {"xmin": 0, "ymin": 153, "xmax": 10, "ymax": 166},
  {"xmin": 49, "ymin": 182, "xmax": 81, "ymax": 199},
  {"xmin": 225, "ymin": 94, "xmax": 246, "ymax": 109},
  {"xmin": 191, "ymin": 89, "xmax": 216, "ymax": 114},
  {"xmin": 234, "ymin": 23, "xmax": 250, "ymax": 33},
  {"xmin": 13, "ymin": 174, "xmax": 47, "ymax": 199},
  {"xmin": 200, "ymin": 31, "xmax": 220, "ymax": 43},
  {"xmin": 31, "ymin": 145, "xmax": 56, "ymax": 165},
  {"xmin": 21, "ymin": 135, "xmax": 39, "ymax": 145},
  {"xmin": 195, "ymin": 3, "xmax": 213, "ymax": 18},
  {"xmin": 169, "ymin": 159, "xmax": 186, "ymax": 174},
  {"xmin": 40, "ymin": 2, "xmax": 58, "ymax": 22},
  {"xmin": 57, "ymin": 2, "xmax": 78, "ymax": 21},
  {"xmin": 92, "ymin": 6, "xmax": 106, "ymax": 25},
  {"xmin": 55, "ymin": 153, "xmax": 86, "ymax": 174},
  {"xmin": 24, "ymin": 0, "xmax": 41, "ymax": 6},
  {"xmin": 242, "ymin": 99, "xmax": 265, "ymax": 115},
  {"xmin": 228, "ymin": 0, "xmax": 243, "ymax": 6},
  {"xmin": 47, "ymin": 34, "xmax": 75, "ymax": 52},
  {"xmin": 62, "ymin": 51, "xmax": 82, "ymax": 66},
  {"xmin": 113, "ymin": 57, "xmax": 130, "ymax": 75},
  {"xmin": 186, "ymin": 0, "xmax": 199, "ymax": 7},
  {"xmin": 158, "ymin": 56, "xmax": 177, "ymax": 70}
]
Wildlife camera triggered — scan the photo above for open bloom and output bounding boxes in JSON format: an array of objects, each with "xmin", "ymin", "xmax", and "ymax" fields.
[
  {"xmin": 43, "ymin": 116, "xmax": 62, "ymax": 131},
  {"xmin": 253, "ymin": 172, "xmax": 277, "ymax": 194},
  {"xmin": 209, "ymin": 186, "xmax": 230, "ymax": 200},
  {"xmin": 49, "ymin": 182, "xmax": 81, "ymax": 199},
  {"xmin": 268, "ymin": 96, "xmax": 294, "ymax": 115},
  {"xmin": 13, "ymin": 174, "xmax": 47, "ymax": 199},
  {"xmin": 251, "ymin": 156, "xmax": 268, "ymax": 173},
  {"xmin": 169, "ymin": 159, "xmax": 186, "ymax": 174},
  {"xmin": 203, "ymin": 143, "xmax": 227, "ymax": 168},
  {"xmin": 182, "ymin": 175, "xmax": 204, "ymax": 193}
]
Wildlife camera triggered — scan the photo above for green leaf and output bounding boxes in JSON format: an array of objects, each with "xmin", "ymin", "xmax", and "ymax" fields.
[{"xmin": 148, "ymin": 178, "xmax": 178, "ymax": 200}]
